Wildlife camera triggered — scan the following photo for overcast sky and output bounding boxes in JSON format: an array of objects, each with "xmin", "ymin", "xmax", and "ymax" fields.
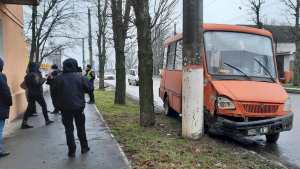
[{"xmin": 31, "ymin": 0, "xmax": 294, "ymax": 68}]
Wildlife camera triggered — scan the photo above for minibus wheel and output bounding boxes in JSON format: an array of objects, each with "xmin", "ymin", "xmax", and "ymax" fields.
[
  {"xmin": 266, "ymin": 133, "xmax": 280, "ymax": 143},
  {"xmin": 128, "ymin": 79, "xmax": 131, "ymax": 85},
  {"xmin": 164, "ymin": 96, "xmax": 172, "ymax": 116}
]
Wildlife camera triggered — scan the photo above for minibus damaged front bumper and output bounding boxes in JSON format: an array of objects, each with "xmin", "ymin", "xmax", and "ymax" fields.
[{"xmin": 210, "ymin": 112, "xmax": 294, "ymax": 136}]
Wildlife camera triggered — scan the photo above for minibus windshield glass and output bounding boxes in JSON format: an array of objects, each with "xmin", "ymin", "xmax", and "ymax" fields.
[{"xmin": 204, "ymin": 31, "xmax": 276, "ymax": 79}]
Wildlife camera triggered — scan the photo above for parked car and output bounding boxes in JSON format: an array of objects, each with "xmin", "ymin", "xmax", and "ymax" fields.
[
  {"xmin": 128, "ymin": 69, "xmax": 139, "ymax": 86},
  {"xmin": 104, "ymin": 72, "xmax": 115, "ymax": 80}
]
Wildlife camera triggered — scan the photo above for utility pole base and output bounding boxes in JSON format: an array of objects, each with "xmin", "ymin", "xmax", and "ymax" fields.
[{"xmin": 182, "ymin": 67, "xmax": 204, "ymax": 140}]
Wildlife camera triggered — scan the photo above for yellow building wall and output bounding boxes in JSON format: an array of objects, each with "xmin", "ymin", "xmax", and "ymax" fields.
[{"xmin": 0, "ymin": 1, "xmax": 27, "ymax": 121}]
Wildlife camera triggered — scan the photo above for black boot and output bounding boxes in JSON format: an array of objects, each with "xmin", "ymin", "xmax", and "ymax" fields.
[
  {"xmin": 46, "ymin": 120, "xmax": 54, "ymax": 125},
  {"xmin": 21, "ymin": 121, "xmax": 33, "ymax": 129},
  {"xmin": 0, "ymin": 151, "xmax": 10, "ymax": 158},
  {"xmin": 50, "ymin": 111, "xmax": 59, "ymax": 114}
]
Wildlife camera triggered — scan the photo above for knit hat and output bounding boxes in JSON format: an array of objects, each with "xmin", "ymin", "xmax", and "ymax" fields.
[
  {"xmin": 87, "ymin": 64, "xmax": 91, "ymax": 69},
  {"xmin": 51, "ymin": 64, "xmax": 58, "ymax": 69}
]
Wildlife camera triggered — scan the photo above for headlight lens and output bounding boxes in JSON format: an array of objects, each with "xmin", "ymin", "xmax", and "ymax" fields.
[
  {"xmin": 217, "ymin": 97, "xmax": 236, "ymax": 110},
  {"xmin": 283, "ymin": 98, "xmax": 291, "ymax": 111}
]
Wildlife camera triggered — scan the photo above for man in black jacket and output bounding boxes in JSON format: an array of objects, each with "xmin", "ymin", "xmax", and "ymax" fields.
[
  {"xmin": 21, "ymin": 62, "xmax": 54, "ymax": 129},
  {"xmin": 46, "ymin": 64, "xmax": 61, "ymax": 114},
  {"xmin": 52, "ymin": 58, "xmax": 93, "ymax": 157},
  {"xmin": 84, "ymin": 65, "xmax": 95, "ymax": 104},
  {"xmin": 0, "ymin": 58, "xmax": 12, "ymax": 157}
]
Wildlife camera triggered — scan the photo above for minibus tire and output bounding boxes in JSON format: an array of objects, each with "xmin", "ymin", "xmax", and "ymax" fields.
[
  {"xmin": 128, "ymin": 79, "xmax": 131, "ymax": 85},
  {"xmin": 265, "ymin": 133, "xmax": 280, "ymax": 143},
  {"xmin": 164, "ymin": 96, "xmax": 172, "ymax": 116},
  {"xmin": 135, "ymin": 80, "xmax": 139, "ymax": 86}
]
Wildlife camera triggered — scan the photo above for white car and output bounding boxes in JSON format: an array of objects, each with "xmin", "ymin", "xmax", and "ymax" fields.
[
  {"xmin": 128, "ymin": 69, "xmax": 139, "ymax": 86},
  {"xmin": 104, "ymin": 72, "xmax": 115, "ymax": 80}
]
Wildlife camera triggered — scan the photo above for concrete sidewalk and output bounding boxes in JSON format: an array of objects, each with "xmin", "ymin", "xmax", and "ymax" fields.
[{"xmin": 0, "ymin": 92, "xmax": 131, "ymax": 169}]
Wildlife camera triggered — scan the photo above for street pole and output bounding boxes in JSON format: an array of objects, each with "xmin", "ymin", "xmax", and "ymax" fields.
[
  {"xmin": 82, "ymin": 38, "xmax": 85, "ymax": 70},
  {"xmin": 182, "ymin": 0, "xmax": 204, "ymax": 140},
  {"xmin": 88, "ymin": 8, "xmax": 93, "ymax": 68},
  {"xmin": 174, "ymin": 23, "xmax": 177, "ymax": 36}
]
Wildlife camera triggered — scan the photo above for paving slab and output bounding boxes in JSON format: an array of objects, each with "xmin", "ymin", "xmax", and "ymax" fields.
[{"xmin": 0, "ymin": 92, "xmax": 131, "ymax": 169}]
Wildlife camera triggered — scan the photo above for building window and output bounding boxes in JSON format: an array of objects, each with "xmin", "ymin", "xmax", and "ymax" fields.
[{"xmin": 0, "ymin": 20, "xmax": 4, "ymax": 61}]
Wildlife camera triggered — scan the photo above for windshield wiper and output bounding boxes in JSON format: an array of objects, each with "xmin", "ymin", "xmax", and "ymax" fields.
[
  {"xmin": 254, "ymin": 59, "xmax": 276, "ymax": 82},
  {"xmin": 224, "ymin": 62, "xmax": 252, "ymax": 81}
]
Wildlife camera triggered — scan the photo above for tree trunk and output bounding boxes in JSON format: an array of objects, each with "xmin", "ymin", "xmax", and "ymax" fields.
[
  {"xmin": 114, "ymin": 49, "xmax": 126, "ymax": 104},
  {"xmin": 294, "ymin": 0, "xmax": 300, "ymax": 86},
  {"xmin": 132, "ymin": 0, "xmax": 155, "ymax": 126},
  {"xmin": 111, "ymin": 0, "xmax": 130, "ymax": 105},
  {"xmin": 29, "ymin": 6, "xmax": 37, "ymax": 64}
]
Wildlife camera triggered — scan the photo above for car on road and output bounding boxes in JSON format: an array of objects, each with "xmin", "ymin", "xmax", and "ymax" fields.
[
  {"xmin": 159, "ymin": 24, "xmax": 293, "ymax": 143},
  {"xmin": 128, "ymin": 69, "xmax": 139, "ymax": 86},
  {"xmin": 104, "ymin": 72, "xmax": 115, "ymax": 80}
]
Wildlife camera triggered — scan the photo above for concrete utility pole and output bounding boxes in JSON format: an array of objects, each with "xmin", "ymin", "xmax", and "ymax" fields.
[
  {"xmin": 82, "ymin": 38, "xmax": 85, "ymax": 70},
  {"xmin": 88, "ymin": 8, "xmax": 93, "ymax": 68},
  {"xmin": 174, "ymin": 23, "xmax": 177, "ymax": 36},
  {"xmin": 182, "ymin": 0, "xmax": 204, "ymax": 140}
]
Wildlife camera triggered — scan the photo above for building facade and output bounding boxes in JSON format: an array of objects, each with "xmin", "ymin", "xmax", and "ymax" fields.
[{"xmin": 0, "ymin": 0, "xmax": 38, "ymax": 121}]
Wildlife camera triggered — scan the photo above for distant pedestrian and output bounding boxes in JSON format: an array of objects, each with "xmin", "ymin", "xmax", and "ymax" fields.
[
  {"xmin": 21, "ymin": 68, "xmax": 38, "ymax": 117},
  {"xmin": 84, "ymin": 64, "xmax": 95, "ymax": 104},
  {"xmin": 52, "ymin": 58, "xmax": 93, "ymax": 157},
  {"xmin": 77, "ymin": 67, "xmax": 83, "ymax": 75},
  {"xmin": 46, "ymin": 64, "xmax": 62, "ymax": 114},
  {"xmin": 0, "ymin": 58, "xmax": 12, "ymax": 158},
  {"xmin": 21, "ymin": 62, "xmax": 54, "ymax": 129}
]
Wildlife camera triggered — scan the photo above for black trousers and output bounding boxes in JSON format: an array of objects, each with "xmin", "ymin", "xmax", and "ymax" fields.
[
  {"xmin": 23, "ymin": 95, "xmax": 49, "ymax": 122},
  {"xmin": 88, "ymin": 82, "xmax": 95, "ymax": 102},
  {"xmin": 88, "ymin": 90, "xmax": 95, "ymax": 102},
  {"xmin": 61, "ymin": 110, "xmax": 88, "ymax": 153},
  {"xmin": 50, "ymin": 90, "xmax": 58, "ymax": 112}
]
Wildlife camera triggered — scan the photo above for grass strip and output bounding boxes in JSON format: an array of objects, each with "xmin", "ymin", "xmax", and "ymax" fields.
[{"xmin": 95, "ymin": 90, "xmax": 285, "ymax": 169}]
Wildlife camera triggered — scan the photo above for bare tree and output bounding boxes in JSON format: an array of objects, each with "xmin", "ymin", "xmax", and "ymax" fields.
[
  {"xmin": 282, "ymin": 0, "xmax": 300, "ymax": 85},
  {"xmin": 111, "ymin": 0, "xmax": 131, "ymax": 104},
  {"xmin": 149, "ymin": 0, "xmax": 179, "ymax": 75},
  {"xmin": 26, "ymin": 0, "xmax": 81, "ymax": 64},
  {"xmin": 244, "ymin": 0, "xmax": 265, "ymax": 28},
  {"xmin": 96, "ymin": 0, "xmax": 109, "ymax": 90},
  {"xmin": 125, "ymin": 47, "xmax": 138, "ymax": 72},
  {"xmin": 132, "ymin": 0, "xmax": 155, "ymax": 126}
]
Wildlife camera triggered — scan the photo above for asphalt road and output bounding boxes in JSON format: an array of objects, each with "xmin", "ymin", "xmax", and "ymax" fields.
[{"xmin": 105, "ymin": 77, "xmax": 300, "ymax": 168}]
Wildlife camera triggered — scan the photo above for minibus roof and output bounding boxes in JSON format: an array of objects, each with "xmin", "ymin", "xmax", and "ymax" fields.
[{"xmin": 164, "ymin": 24, "xmax": 273, "ymax": 46}]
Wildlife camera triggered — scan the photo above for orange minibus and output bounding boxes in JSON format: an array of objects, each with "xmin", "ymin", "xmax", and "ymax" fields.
[{"xmin": 159, "ymin": 24, "xmax": 293, "ymax": 143}]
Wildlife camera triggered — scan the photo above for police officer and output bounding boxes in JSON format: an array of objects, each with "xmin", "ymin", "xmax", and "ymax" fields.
[
  {"xmin": 21, "ymin": 62, "xmax": 54, "ymax": 129},
  {"xmin": 0, "ymin": 58, "xmax": 11, "ymax": 157},
  {"xmin": 46, "ymin": 64, "xmax": 62, "ymax": 114},
  {"xmin": 52, "ymin": 58, "xmax": 93, "ymax": 157},
  {"xmin": 84, "ymin": 65, "xmax": 95, "ymax": 104}
]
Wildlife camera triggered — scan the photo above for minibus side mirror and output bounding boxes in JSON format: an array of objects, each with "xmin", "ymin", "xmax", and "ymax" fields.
[{"xmin": 280, "ymin": 71, "xmax": 291, "ymax": 84}]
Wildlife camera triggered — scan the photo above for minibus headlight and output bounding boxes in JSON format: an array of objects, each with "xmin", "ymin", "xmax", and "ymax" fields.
[
  {"xmin": 283, "ymin": 98, "xmax": 291, "ymax": 111},
  {"xmin": 217, "ymin": 97, "xmax": 236, "ymax": 110}
]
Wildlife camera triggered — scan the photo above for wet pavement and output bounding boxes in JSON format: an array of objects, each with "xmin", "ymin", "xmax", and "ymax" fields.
[
  {"xmin": 247, "ymin": 93, "xmax": 300, "ymax": 167},
  {"xmin": 105, "ymin": 78, "xmax": 300, "ymax": 168},
  {"xmin": 1, "ymin": 92, "xmax": 131, "ymax": 169}
]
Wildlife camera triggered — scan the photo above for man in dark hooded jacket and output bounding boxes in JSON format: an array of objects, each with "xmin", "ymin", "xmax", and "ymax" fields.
[
  {"xmin": 0, "ymin": 58, "xmax": 12, "ymax": 157},
  {"xmin": 52, "ymin": 58, "xmax": 93, "ymax": 157},
  {"xmin": 46, "ymin": 64, "xmax": 62, "ymax": 114},
  {"xmin": 21, "ymin": 62, "xmax": 54, "ymax": 129}
]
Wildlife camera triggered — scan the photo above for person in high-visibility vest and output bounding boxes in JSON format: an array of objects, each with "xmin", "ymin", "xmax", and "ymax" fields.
[{"xmin": 84, "ymin": 65, "xmax": 95, "ymax": 104}]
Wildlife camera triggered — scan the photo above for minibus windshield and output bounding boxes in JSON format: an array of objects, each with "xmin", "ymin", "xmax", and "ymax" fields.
[{"xmin": 204, "ymin": 31, "xmax": 276, "ymax": 79}]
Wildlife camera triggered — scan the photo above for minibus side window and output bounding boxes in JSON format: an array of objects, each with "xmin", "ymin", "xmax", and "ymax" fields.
[
  {"xmin": 163, "ymin": 47, "xmax": 168, "ymax": 69},
  {"xmin": 174, "ymin": 40, "xmax": 183, "ymax": 70},
  {"xmin": 167, "ymin": 43, "xmax": 175, "ymax": 70}
]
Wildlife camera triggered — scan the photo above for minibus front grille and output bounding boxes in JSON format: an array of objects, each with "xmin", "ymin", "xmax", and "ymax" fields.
[{"xmin": 242, "ymin": 104, "xmax": 279, "ymax": 113}]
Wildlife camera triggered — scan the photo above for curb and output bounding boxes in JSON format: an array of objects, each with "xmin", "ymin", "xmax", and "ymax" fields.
[
  {"xmin": 284, "ymin": 88, "xmax": 300, "ymax": 94},
  {"xmin": 93, "ymin": 104, "xmax": 132, "ymax": 169}
]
